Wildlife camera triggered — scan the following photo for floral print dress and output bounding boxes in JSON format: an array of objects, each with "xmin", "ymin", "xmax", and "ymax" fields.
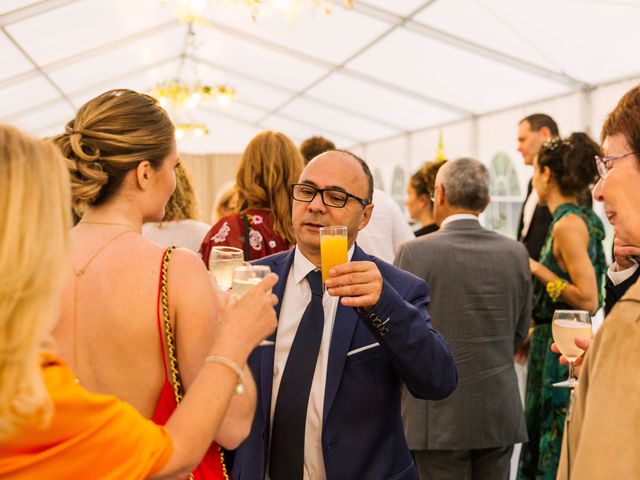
[{"xmin": 200, "ymin": 208, "xmax": 292, "ymax": 266}]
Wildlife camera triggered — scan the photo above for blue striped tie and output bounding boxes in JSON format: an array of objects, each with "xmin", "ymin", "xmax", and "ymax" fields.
[{"xmin": 269, "ymin": 269, "xmax": 324, "ymax": 480}]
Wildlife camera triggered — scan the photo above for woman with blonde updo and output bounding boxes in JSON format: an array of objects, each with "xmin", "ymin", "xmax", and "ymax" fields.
[
  {"xmin": 51, "ymin": 89, "xmax": 266, "ymax": 479},
  {"xmin": 200, "ymin": 130, "xmax": 304, "ymax": 265},
  {"xmin": 143, "ymin": 162, "xmax": 211, "ymax": 253},
  {"xmin": 0, "ymin": 124, "xmax": 277, "ymax": 478}
]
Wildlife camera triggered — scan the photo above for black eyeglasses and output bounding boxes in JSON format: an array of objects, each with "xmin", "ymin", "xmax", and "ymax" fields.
[
  {"xmin": 291, "ymin": 183, "xmax": 370, "ymax": 209},
  {"xmin": 594, "ymin": 152, "xmax": 637, "ymax": 179}
]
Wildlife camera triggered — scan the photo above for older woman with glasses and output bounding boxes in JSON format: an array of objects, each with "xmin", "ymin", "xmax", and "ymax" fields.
[{"xmin": 556, "ymin": 85, "xmax": 640, "ymax": 480}]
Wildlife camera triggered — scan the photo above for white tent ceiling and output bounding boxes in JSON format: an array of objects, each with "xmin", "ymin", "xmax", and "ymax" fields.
[{"xmin": 1, "ymin": 0, "xmax": 639, "ymax": 153}]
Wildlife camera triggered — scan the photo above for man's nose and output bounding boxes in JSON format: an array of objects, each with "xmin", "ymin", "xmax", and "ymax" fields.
[{"xmin": 308, "ymin": 192, "xmax": 327, "ymax": 211}]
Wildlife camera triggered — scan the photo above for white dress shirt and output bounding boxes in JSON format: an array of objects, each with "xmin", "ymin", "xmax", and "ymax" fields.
[
  {"xmin": 520, "ymin": 188, "xmax": 539, "ymax": 239},
  {"xmin": 608, "ymin": 258, "xmax": 639, "ymax": 285},
  {"xmin": 269, "ymin": 245, "xmax": 355, "ymax": 480},
  {"xmin": 440, "ymin": 213, "xmax": 479, "ymax": 228},
  {"xmin": 357, "ymin": 189, "xmax": 415, "ymax": 263}
]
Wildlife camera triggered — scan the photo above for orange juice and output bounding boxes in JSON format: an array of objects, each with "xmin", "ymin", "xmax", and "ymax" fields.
[{"xmin": 320, "ymin": 234, "xmax": 348, "ymax": 284}]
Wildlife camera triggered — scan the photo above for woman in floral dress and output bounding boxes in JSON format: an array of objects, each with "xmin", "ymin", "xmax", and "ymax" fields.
[{"xmin": 201, "ymin": 131, "xmax": 304, "ymax": 264}]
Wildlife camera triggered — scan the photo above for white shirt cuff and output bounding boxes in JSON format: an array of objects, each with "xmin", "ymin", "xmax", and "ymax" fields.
[{"xmin": 608, "ymin": 260, "xmax": 639, "ymax": 285}]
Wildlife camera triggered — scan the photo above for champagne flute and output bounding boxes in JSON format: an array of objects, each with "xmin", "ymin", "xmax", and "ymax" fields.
[
  {"xmin": 208, "ymin": 246, "xmax": 244, "ymax": 291},
  {"xmin": 231, "ymin": 265, "xmax": 271, "ymax": 299},
  {"xmin": 551, "ymin": 309, "xmax": 593, "ymax": 388},
  {"xmin": 232, "ymin": 265, "xmax": 274, "ymax": 346}
]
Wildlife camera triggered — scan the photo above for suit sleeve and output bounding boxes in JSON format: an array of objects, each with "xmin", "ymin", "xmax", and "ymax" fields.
[
  {"xmin": 359, "ymin": 252, "xmax": 458, "ymax": 400},
  {"xmin": 515, "ymin": 249, "xmax": 533, "ymax": 352}
]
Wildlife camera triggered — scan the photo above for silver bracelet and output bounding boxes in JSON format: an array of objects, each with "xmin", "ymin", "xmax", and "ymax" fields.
[{"xmin": 205, "ymin": 355, "xmax": 246, "ymax": 395}]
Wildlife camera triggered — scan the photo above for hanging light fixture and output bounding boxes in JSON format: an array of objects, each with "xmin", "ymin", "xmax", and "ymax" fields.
[
  {"xmin": 160, "ymin": 0, "xmax": 353, "ymax": 23},
  {"xmin": 149, "ymin": 20, "xmax": 237, "ymax": 139}
]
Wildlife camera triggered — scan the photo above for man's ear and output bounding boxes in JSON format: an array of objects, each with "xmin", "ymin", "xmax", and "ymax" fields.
[
  {"xmin": 480, "ymin": 195, "xmax": 491, "ymax": 213},
  {"xmin": 358, "ymin": 202, "xmax": 374, "ymax": 231},
  {"xmin": 539, "ymin": 126, "xmax": 552, "ymax": 141},
  {"xmin": 136, "ymin": 161, "xmax": 153, "ymax": 190}
]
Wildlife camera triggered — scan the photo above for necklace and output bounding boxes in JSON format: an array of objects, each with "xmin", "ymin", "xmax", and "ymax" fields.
[
  {"xmin": 71, "ymin": 226, "xmax": 136, "ymax": 382},
  {"xmin": 78, "ymin": 220, "xmax": 139, "ymax": 230}
]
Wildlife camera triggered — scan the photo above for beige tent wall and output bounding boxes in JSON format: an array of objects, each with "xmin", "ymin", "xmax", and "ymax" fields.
[{"xmin": 180, "ymin": 152, "xmax": 241, "ymax": 224}]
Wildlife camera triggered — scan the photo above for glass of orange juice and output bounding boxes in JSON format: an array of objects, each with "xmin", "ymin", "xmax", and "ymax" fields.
[{"xmin": 319, "ymin": 226, "xmax": 348, "ymax": 286}]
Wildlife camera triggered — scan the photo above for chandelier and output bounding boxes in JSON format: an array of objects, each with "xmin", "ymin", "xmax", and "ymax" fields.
[
  {"xmin": 160, "ymin": 0, "xmax": 353, "ymax": 23},
  {"xmin": 149, "ymin": 20, "xmax": 237, "ymax": 139}
]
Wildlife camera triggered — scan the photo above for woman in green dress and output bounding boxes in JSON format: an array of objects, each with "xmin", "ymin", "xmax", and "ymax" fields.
[{"xmin": 517, "ymin": 133, "xmax": 606, "ymax": 479}]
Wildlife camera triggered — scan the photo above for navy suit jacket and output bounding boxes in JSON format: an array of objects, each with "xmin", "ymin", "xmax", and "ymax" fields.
[{"xmin": 233, "ymin": 245, "xmax": 457, "ymax": 480}]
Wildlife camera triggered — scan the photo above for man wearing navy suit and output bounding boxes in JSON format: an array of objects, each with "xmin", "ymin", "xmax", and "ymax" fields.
[{"xmin": 232, "ymin": 150, "xmax": 457, "ymax": 480}]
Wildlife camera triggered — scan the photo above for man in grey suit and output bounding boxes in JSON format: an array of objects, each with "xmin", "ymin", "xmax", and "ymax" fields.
[{"xmin": 395, "ymin": 158, "xmax": 531, "ymax": 480}]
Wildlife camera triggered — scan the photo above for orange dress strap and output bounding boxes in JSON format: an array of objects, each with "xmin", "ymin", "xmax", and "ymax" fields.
[{"xmin": 151, "ymin": 247, "xmax": 228, "ymax": 480}]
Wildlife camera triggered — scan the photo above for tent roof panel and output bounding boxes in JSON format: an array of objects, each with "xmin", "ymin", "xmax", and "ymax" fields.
[
  {"xmin": 0, "ymin": 31, "xmax": 33, "ymax": 81},
  {"xmin": 347, "ymin": 28, "xmax": 570, "ymax": 114},
  {"xmin": 0, "ymin": 74, "xmax": 60, "ymax": 117},
  {"xmin": 306, "ymin": 71, "xmax": 460, "ymax": 131},
  {"xmin": 6, "ymin": 0, "xmax": 175, "ymax": 65}
]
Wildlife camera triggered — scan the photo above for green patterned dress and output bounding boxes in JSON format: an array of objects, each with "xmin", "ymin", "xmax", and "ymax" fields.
[{"xmin": 517, "ymin": 203, "xmax": 606, "ymax": 480}]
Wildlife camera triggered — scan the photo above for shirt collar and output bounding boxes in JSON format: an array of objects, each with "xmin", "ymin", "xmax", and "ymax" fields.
[
  {"xmin": 440, "ymin": 213, "xmax": 479, "ymax": 228},
  {"xmin": 293, "ymin": 244, "xmax": 356, "ymax": 285}
]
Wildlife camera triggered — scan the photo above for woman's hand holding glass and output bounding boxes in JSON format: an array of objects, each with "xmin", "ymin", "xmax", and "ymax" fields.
[{"xmin": 551, "ymin": 310, "xmax": 593, "ymax": 388}]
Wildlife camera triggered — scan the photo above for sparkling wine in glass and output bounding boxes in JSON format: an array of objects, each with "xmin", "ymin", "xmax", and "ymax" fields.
[
  {"xmin": 208, "ymin": 246, "xmax": 244, "ymax": 291},
  {"xmin": 231, "ymin": 265, "xmax": 271, "ymax": 299},
  {"xmin": 551, "ymin": 309, "xmax": 593, "ymax": 388}
]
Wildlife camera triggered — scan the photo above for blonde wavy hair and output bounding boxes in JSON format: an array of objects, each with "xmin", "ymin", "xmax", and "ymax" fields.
[
  {"xmin": 52, "ymin": 89, "xmax": 175, "ymax": 218},
  {"xmin": 163, "ymin": 163, "xmax": 199, "ymax": 222},
  {"xmin": 235, "ymin": 131, "xmax": 304, "ymax": 244},
  {"xmin": 0, "ymin": 125, "xmax": 71, "ymax": 441}
]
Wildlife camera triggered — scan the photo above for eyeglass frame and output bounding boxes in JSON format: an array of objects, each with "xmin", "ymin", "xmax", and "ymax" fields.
[
  {"xmin": 594, "ymin": 151, "xmax": 637, "ymax": 179},
  {"xmin": 291, "ymin": 183, "xmax": 370, "ymax": 209}
]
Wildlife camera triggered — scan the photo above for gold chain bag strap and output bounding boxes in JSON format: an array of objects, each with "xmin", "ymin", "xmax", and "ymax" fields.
[{"xmin": 160, "ymin": 246, "xmax": 230, "ymax": 480}]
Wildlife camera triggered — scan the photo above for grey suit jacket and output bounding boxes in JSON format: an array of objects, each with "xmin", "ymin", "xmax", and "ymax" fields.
[{"xmin": 395, "ymin": 218, "xmax": 531, "ymax": 451}]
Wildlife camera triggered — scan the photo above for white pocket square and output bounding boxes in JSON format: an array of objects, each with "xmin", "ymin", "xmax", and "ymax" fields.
[{"xmin": 347, "ymin": 342, "xmax": 380, "ymax": 356}]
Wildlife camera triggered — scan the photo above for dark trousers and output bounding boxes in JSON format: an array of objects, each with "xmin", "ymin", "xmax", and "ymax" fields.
[{"xmin": 413, "ymin": 445, "xmax": 514, "ymax": 480}]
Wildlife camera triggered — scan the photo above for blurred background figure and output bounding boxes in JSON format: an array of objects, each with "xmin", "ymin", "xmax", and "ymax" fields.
[
  {"xmin": 210, "ymin": 181, "xmax": 238, "ymax": 224},
  {"xmin": 51, "ymin": 89, "xmax": 258, "ymax": 479},
  {"xmin": 299, "ymin": 134, "xmax": 415, "ymax": 263},
  {"xmin": 300, "ymin": 135, "xmax": 336, "ymax": 163},
  {"xmin": 518, "ymin": 133, "xmax": 606, "ymax": 480},
  {"xmin": 516, "ymin": 114, "xmax": 557, "ymax": 261},
  {"xmin": 405, "ymin": 160, "xmax": 446, "ymax": 237},
  {"xmin": 0, "ymin": 123, "xmax": 277, "ymax": 479},
  {"xmin": 200, "ymin": 130, "xmax": 304, "ymax": 264},
  {"xmin": 143, "ymin": 162, "xmax": 211, "ymax": 253}
]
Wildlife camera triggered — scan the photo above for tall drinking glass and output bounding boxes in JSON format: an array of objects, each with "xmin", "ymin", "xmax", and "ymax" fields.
[
  {"xmin": 319, "ymin": 226, "xmax": 348, "ymax": 286},
  {"xmin": 231, "ymin": 265, "xmax": 271, "ymax": 299},
  {"xmin": 551, "ymin": 309, "xmax": 593, "ymax": 388},
  {"xmin": 208, "ymin": 246, "xmax": 244, "ymax": 291}
]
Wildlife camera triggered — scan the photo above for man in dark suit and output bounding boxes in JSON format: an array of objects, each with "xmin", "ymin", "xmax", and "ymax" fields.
[
  {"xmin": 232, "ymin": 150, "xmax": 457, "ymax": 480},
  {"xmin": 516, "ymin": 113, "xmax": 557, "ymax": 260},
  {"xmin": 397, "ymin": 158, "xmax": 531, "ymax": 480}
]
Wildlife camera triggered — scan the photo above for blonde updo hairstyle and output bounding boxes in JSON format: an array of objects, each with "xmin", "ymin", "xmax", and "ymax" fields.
[
  {"xmin": 235, "ymin": 131, "xmax": 304, "ymax": 245},
  {"xmin": 0, "ymin": 125, "xmax": 71, "ymax": 440},
  {"xmin": 53, "ymin": 89, "xmax": 175, "ymax": 217}
]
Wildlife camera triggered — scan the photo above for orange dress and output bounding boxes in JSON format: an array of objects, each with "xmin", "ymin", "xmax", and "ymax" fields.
[{"xmin": 0, "ymin": 353, "xmax": 173, "ymax": 479}]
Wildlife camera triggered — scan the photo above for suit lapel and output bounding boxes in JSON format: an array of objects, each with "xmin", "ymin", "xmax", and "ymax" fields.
[
  {"xmin": 259, "ymin": 250, "xmax": 295, "ymax": 428},
  {"xmin": 322, "ymin": 245, "xmax": 368, "ymax": 425}
]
